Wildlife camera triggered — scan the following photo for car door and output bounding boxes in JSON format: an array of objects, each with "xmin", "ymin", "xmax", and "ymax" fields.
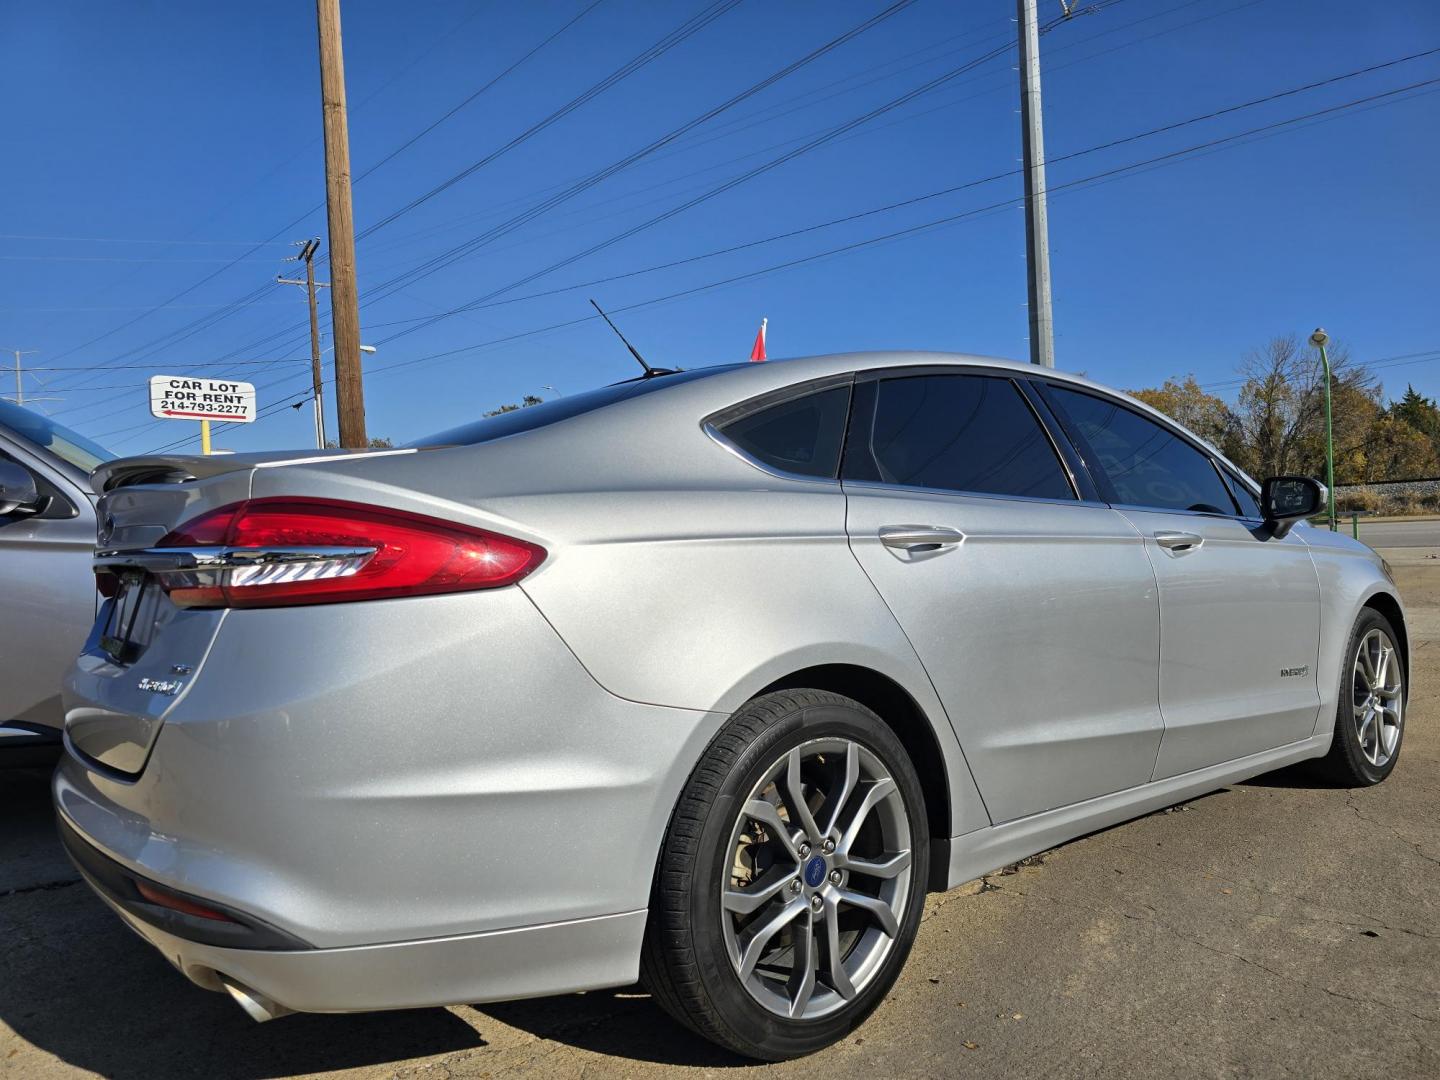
[
  {"xmin": 0, "ymin": 439, "xmax": 97, "ymax": 730},
  {"xmin": 841, "ymin": 369, "xmax": 1164, "ymax": 824},
  {"xmin": 1040, "ymin": 383, "xmax": 1322, "ymax": 779}
]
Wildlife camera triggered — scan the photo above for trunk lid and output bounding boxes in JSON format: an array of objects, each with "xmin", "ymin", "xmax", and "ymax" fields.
[
  {"xmin": 68, "ymin": 446, "xmax": 428, "ymax": 774},
  {"xmin": 66, "ymin": 455, "xmax": 260, "ymax": 775}
]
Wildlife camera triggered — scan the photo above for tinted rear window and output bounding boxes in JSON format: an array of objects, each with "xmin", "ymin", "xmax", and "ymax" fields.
[
  {"xmin": 409, "ymin": 365, "xmax": 741, "ymax": 448},
  {"xmin": 717, "ymin": 386, "xmax": 850, "ymax": 478}
]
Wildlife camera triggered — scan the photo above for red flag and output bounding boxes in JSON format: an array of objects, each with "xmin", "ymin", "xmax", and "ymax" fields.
[{"xmin": 749, "ymin": 317, "xmax": 767, "ymax": 362}]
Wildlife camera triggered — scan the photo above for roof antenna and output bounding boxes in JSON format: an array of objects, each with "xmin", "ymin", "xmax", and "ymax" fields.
[{"xmin": 589, "ymin": 298, "xmax": 661, "ymax": 378}]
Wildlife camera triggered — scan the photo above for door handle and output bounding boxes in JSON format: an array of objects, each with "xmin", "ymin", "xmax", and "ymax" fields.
[
  {"xmin": 1154, "ymin": 530, "xmax": 1204, "ymax": 553},
  {"xmin": 879, "ymin": 525, "xmax": 965, "ymax": 553}
]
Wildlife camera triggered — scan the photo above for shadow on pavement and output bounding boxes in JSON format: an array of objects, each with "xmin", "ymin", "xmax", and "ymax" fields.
[
  {"xmin": 1241, "ymin": 761, "xmax": 1335, "ymax": 789},
  {"xmin": 476, "ymin": 988, "xmax": 750, "ymax": 1069},
  {"xmin": 1, "ymin": 772, "xmax": 740, "ymax": 1076},
  {"xmin": 1, "ymin": 772, "xmax": 484, "ymax": 1079}
]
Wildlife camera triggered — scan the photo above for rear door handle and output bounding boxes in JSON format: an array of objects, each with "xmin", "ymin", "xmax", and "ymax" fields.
[
  {"xmin": 1154, "ymin": 530, "xmax": 1204, "ymax": 554},
  {"xmin": 879, "ymin": 525, "xmax": 965, "ymax": 553}
]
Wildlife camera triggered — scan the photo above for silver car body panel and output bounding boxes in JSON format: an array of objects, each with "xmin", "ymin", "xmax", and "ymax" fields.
[
  {"xmin": 1121, "ymin": 508, "xmax": 1324, "ymax": 779},
  {"xmin": 844, "ymin": 483, "xmax": 1163, "ymax": 824},
  {"xmin": 0, "ymin": 429, "xmax": 97, "ymax": 733},
  {"xmin": 59, "ymin": 587, "xmax": 722, "ymax": 948},
  {"xmin": 54, "ymin": 350, "xmax": 1402, "ymax": 1013}
]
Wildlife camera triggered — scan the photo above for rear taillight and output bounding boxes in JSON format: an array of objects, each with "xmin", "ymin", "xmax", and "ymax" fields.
[{"xmin": 149, "ymin": 498, "xmax": 545, "ymax": 608}]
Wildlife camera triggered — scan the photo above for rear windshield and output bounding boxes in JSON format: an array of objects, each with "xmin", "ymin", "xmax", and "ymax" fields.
[
  {"xmin": 0, "ymin": 399, "xmax": 115, "ymax": 473},
  {"xmin": 409, "ymin": 365, "xmax": 741, "ymax": 448}
]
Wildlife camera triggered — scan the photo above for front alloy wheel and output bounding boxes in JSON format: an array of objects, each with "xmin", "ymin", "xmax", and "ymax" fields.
[
  {"xmin": 1352, "ymin": 626, "xmax": 1403, "ymax": 768},
  {"xmin": 1316, "ymin": 608, "xmax": 1405, "ymax": 786},
  {"xmin": 642, "ymin": 689, "xmax": 929, "ymax": 1060}
]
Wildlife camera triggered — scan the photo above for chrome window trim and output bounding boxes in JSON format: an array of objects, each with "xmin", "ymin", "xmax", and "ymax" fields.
[
  {"xmin": 841, "ymin": 478, "xmax": 1109, "ymax": 511},
  {"xmin": 702, "ymin": 374, "xmax": 855, "ymax": 485}
]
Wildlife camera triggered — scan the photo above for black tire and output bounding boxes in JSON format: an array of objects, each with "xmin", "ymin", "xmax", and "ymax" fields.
[
  {"xmin": 641, "ymin": 689, "xmax": 929, "ymax": 1061},
  {"xmin": 1313, "ymin": 608, "xmax": 1406, "ymax": 786}
]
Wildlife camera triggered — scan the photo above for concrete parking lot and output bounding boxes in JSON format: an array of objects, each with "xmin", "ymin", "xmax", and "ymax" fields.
[{"xmin": 4, "ymin": 551, "xmax": 1437, "ymax": 1080}]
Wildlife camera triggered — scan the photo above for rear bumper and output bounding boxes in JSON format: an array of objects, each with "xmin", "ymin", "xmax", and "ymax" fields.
[
  {"xmin": 56, "ymin": 586, "xmax": 721, "ymax": 1010},
  {"xmin": 86, "ymin": 844, "xmax": 646, "ymax": 1013}
]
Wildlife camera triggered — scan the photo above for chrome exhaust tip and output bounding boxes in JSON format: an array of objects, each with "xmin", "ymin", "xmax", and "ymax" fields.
[{"xmin": 220, "ymin": 976, "xmax": 295, "ymax": 1023}]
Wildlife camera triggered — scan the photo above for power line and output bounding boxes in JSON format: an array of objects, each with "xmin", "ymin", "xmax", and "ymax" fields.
[
  {"xmin": 38, "ymin": 0, "xmax": 612, "ymax": 385},
  {"xmin": 374, "ymin": 43, "xmax": 1440, "ymax": 346},
  {"xmin": 347, "ymin": 0, "xmax": 925, "ymax": 302},
  {"xmin": 97, "ymin": 44, "xmax": 1440, "ymax": 443},
  {"xmin": 150, "ymin": 0, "xmax": 925, "ymax": 392},
  {"xmin": 347, "ymin": 75, "xmax": 1440, "ymax": 389}
]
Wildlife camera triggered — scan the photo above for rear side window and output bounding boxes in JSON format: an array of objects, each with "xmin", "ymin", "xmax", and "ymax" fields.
[
  {"xmin": 1047, "ymin": 386, "xmax": 1239, "ymax": 515},
  {"xmin": 846, "ymin": 374, "xmax": 1074, "ymax": 500},
  {"xmin": 716, "ymin": 386, "xmax": 850, "ymax": 479}
]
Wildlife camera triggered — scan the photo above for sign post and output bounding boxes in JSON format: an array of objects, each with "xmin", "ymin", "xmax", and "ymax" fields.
[{"xmin": 148, "ymin": 376, "xmax": 257, "ymax": 455}]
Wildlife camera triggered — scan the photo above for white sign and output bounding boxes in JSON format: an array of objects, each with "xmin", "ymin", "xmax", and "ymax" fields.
[{"xmin": 149, "ymin": 375, "xmax": 257, "ymax": 423}]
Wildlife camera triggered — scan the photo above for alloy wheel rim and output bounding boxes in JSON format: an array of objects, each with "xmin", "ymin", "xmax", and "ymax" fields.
[
  {"xmin": 720, "ymin": 738, "xmax": 913, "ymax": 1021},
  {"xmin": 1353, "ymin": 627, "xmax": 1403, "ymax": 768}
]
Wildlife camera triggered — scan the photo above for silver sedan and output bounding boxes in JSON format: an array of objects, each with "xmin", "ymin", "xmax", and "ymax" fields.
[
  {"xmin": 54, "ymin": 352, "xmax": 1405, "ymax": 1060},
  {"xmin": 0, "ymin": 401, "xmax": 110, "ymax": 765}
]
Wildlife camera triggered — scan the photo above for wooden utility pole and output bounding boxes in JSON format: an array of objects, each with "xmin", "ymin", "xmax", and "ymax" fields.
[
  {"xmin": 277, "ymin": 238, "xmax": 329, "ymax": 449},
  {"xmin": 1016, "ymin": 0, "xmax": 1055, "ymax": 368},
  {"xmin": 315, "ymin": 0, "xmax": 367, "ymax": 446}
]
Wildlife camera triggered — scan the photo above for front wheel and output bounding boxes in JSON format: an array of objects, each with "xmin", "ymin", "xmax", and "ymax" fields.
[
  {"xmin": 1315, "ymin": 608, "xmax": 1406, "ymax": 786},
  {"xmin": 641, "ymin": 689, "xmax": 929, "ymax": 1060}
]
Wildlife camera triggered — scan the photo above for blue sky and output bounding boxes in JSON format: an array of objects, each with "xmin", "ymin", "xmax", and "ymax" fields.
[{"xmin": 1, "ymin": 0, "xmax": 1436, "ymax": 454}]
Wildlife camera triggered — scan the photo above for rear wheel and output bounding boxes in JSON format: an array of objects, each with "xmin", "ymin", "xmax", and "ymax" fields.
[
  {"xmin": 1314, "ymin": 608, "xmax": 1405, "ymax": 786},
  {"xmin": 642, "ymin": 689, "xmax": 928, "ymax": 1060}
]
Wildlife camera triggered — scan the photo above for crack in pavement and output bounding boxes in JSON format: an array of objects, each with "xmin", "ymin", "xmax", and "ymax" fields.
[
  {"xmin": 991, "ymin": 879, "xmax": 1440, "ymax": 1027},
  {"xmin": 1, "ymin": 877, "xmax": 80, "ymax": 899}
]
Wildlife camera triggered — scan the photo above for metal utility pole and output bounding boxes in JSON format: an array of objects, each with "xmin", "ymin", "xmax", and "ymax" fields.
[
  {"xmin": 7, "ymin": 349, "xmax": 38, "ymax": 405},
  {"xmin": 277, "ymin": 239, "xmax": 330, "ymax": 449},
  {"xmin": 1016, "ymin": 0, "xmax": 1055, "ymax": 368},
  {"xmin": 315, "ymin": 0, "xmax": 366, "ymax": 447}
]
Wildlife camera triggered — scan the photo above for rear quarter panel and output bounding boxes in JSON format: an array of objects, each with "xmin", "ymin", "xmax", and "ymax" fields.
[{"xmin": 247, "ymin": 387, "xmax": 991, "ymax": 839}]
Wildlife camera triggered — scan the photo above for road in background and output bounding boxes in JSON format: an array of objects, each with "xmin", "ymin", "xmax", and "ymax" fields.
[
  {"xmin": 3, "ymin": 556, "xmax": 1437, "ymax": 1079},
  {"xmin": 1354, "ymin": 519, "xmax": 1440, "ymax": 548}
]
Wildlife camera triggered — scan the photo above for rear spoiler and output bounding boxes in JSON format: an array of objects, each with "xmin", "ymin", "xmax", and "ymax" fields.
[{"xmin": 90, "ymin": 447, "xmax": 421, "ymax": 494}]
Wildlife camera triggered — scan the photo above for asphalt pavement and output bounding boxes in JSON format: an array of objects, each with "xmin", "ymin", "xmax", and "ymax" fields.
[
  {"xmin": 3, "ymin": 553, "xmax": 1437, "ymax": 1079},
  {"xmin": 1354, "ymin": 518, "xmax": 1440, "ymax": 548}
]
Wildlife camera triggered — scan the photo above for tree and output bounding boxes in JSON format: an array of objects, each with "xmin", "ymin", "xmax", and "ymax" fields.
[
  {"xmin": 1389, "ymin": 385, "xmax": 1440, "ymax": 460},
  {"xmin": 483, "ymin": 394, "xmax": 544, "ymax": 418},
  {"xmin": 1129, "ymin": 376, "xmax": 1240, "ymax": 457},
  {"xmin": 1230, "ymin": 334, "xmax": 1377, "ymax": 480},
  {"xmin": 326, "ymin": 435, "xmax": 393, "ymax": 448},
  {"xmin": 1359, "ymin": 413, "xmax": 1439, "ymax": 482}
]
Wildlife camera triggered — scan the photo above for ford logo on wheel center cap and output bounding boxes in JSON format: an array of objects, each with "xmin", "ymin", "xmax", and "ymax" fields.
[{"xmin": 803, "ymin": 855, "xmax": 827, "ymax": 888}]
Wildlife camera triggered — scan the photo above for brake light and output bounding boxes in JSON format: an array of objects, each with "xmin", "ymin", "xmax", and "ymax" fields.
[{"xmin": 152, "ymin": 498, "xmax": 545, "ymax": 608}]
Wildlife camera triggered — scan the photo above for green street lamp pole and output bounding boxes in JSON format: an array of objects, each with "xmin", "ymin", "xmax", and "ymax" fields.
[{"xmin": 1311, "ymin": 327, "xmax": 1336, "ymax": 531}]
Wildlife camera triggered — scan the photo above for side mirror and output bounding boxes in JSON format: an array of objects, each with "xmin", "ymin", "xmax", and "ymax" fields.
[
  {"xmin": 0, "ymin": 459, "xmax": 43, "ymax": 517},
  {"xmin": 1262, "ymin": 475, "xmax": 1326, "ymax": 539}
]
